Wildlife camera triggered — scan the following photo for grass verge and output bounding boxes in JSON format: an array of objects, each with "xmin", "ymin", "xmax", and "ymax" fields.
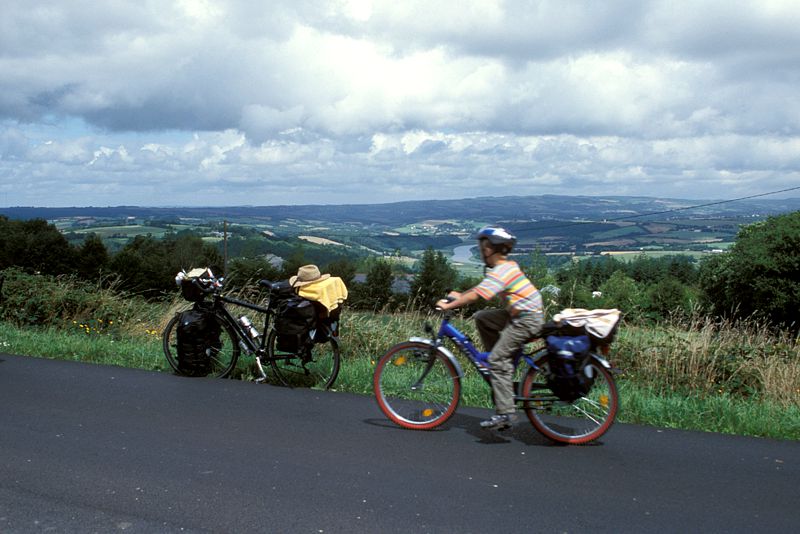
[{"xmin": 2, "ymin": 309, "xmax": 798, "ymax": 441}]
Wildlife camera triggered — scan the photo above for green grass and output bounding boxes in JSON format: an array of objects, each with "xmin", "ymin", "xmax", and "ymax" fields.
[
  {"xmin": 618, "ymin": 382, "xmax": 800, "ymax": 440},
  {"xmin": 0, "ymin": 322, "xmax": 169, "ymax": 372},
  {"xmin": 1, "ymin": 301, "xmax": 797, "ymax": 441}
]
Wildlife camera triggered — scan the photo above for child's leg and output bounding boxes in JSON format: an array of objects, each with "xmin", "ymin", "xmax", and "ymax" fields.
[
  {"xmin": 487, "ymin": 314, "xmax": 544, "ymax": 415},
  {"xmin": 473, "ymin": 308, "xmax": 510, "ymax": 351}
]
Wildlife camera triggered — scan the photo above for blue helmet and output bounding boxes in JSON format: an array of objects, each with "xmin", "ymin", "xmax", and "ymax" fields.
[{"xmin": 474, "ymin": 226, "xmax": 516, "ymax": 250}]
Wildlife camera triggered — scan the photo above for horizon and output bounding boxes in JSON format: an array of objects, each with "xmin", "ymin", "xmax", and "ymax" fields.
[{"xmin": 3, "ymin": 191, "xmax": 800, "ymax": 211}]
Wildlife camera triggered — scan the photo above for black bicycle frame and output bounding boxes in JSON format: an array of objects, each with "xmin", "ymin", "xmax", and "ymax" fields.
[{"xmin": 212, "ymin": 294, "xmax": 273, "ymax": 355}]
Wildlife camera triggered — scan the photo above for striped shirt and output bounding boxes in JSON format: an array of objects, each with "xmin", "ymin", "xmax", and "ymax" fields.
[{"xmin": 474, "ymin": 261, "xmax": 543, "ymax": 315}]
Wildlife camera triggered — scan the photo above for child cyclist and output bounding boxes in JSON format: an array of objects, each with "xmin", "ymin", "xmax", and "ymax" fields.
[{"xmin": 436, "ymin": 226, "xmax": 544, "ymax": 430}]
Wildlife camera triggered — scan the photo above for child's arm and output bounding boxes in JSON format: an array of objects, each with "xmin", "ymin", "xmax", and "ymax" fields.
[{"xmin": 436, "ymin": 289, "xmax": 480, "ymax": 310}]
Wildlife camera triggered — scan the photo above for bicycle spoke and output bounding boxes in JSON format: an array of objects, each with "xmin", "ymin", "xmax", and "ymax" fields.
[
  {"xmin": 374, "ymin": 342, "xmax": 460, "ymax": 430},
  {"xmin": 522, "ymin": 357, "xmax": 618, "ymax": 444}
]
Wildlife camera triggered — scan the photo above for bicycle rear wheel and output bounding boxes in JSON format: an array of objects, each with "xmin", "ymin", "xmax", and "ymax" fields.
[
  {"xmin": 162, "ymin": 312, "xmax": 240, "ymax": 379},
  {"xmin": 521, "ymin": 354, "xmax": 618, "ymax": 444},
  {"xmin": 266, "ymin": 329, "xmax": 340, "ymax": 389},
  {"xmin": 373, "ymin": 342, "xmax": 461, "ymax": 430}
]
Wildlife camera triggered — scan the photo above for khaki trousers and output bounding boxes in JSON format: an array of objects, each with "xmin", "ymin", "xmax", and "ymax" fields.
[{"xmin": 474, "ymin": 309, "xmax": 544, "ymax": 415}]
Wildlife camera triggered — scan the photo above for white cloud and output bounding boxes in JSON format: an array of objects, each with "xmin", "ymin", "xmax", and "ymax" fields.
[{"xmin": 0, "ymin": 0, "xmax": 799, "ymax": 206}]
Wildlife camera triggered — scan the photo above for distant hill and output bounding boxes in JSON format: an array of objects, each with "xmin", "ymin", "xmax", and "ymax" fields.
[{"xmin": 2, "ymin": 194, "xmax": 799, "ymax": 226}]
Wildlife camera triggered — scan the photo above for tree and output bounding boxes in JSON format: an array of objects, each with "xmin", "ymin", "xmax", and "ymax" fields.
[
  {"xmin": 0, "ymin": 217, "xmax": 76, "ymax": 275},
  {"xmin": 226, "ymin": 257, "xmax": 281, "ymax": 287},
  {"xmin": 108, "ymin": 234, "xmax": 222, "ymax": 299},
  {"xmin": 597, "ymin": 270, "xmax": 643, "ymax": 320},
  {"xmin": 409, "ymin": 247, "xmax": 457, "ymax": 309},
  {"xmin": 644, "ymin": 277, "xmax": 689, "ymax": 320},
  {"xmin": 76, "ymin": 233, "xmax": 109, "ymax": 280},
  {"xmin": 520, "ymin": 248, "xmax": 557, "ymax": 289},
  {"xmin": 325, "ymin": 258, "xmax": 357, "ymax": 287},
  {"xmin": 699, "ymin": 211, "xmax": 800, "ymax": 330},
  {"xmin": 108, "ymin": 236, "xmax": 169, "ymax": 298},
  {"xmin": 280, "ymin": 247, "xmax": 307, "ymax": 279},
  {"xmin": 349, "ymin": 258, "xmax": 394, "ymax": 311}
]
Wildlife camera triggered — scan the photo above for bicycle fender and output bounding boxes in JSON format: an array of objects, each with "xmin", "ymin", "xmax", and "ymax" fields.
[
  {"xmin": 408, "ymin": 337, "xmax": 465, "ymax": 378},
  {"xmin": 589, "ymin": 352, "xmax": 613, "ymax": 370}
]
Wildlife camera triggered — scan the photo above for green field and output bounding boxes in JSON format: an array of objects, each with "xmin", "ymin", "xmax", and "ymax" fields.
[{"xmin": 69, "ymin": 225, "xmax": 173, "ymax": 238}]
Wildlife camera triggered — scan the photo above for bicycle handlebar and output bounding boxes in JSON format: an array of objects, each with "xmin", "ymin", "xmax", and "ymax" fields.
[
  {"xmin": 434, "ymin": 296, "xmax": 457, "ymax": 318},
  {"xmin": 183, "ymin": 276, "xmax": 223, "ymax": 296}
]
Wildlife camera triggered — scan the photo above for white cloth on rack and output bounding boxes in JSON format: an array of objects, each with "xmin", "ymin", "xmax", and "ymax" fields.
[{"xmin": 553, "ymin": 308, "xmax": 621, "ymax": 340}]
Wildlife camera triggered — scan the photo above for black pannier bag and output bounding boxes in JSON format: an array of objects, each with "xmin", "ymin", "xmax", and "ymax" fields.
[
  {"xmin": 313, "ymin": 305, "xmax": 341, "ymax": 343},
  {"xmin": 274, "ymin": 297, "xmax": 316, "ymax": 352},
  {"xmin": 545, "ymin": 334, "xmax": 594, "ymax": 402},
  {"xmin": 176, "ymin": 309, "xmax": 221, "ymax": 376}
]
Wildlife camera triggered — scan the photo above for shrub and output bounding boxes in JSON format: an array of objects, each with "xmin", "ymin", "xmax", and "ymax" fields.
[{"xmin": 0, "ymin": 268, "xmax": 152, "ymax": 335}]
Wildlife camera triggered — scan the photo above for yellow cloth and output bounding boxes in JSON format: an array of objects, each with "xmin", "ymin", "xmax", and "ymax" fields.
[{"xmin": 297, "ymin": 276, "xmax": 348, "ymax": 313}]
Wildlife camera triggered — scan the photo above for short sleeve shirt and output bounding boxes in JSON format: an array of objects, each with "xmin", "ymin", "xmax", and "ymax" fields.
[{"xmin": 474, "ymin": 261, "xmax": 543, "ymax": 315}]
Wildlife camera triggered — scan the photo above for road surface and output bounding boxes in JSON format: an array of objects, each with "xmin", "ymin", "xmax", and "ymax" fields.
[{"xmin": 1, "ymin": 353, "xmax": 798, "ymax": 533}]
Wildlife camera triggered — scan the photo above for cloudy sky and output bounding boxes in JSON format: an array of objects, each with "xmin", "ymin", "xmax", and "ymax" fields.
[{"xmin": 1, "ymin": 0, "xmax": 799, "ymax": 207}]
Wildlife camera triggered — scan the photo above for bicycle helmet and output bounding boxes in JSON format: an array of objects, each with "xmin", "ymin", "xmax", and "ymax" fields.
[{"xmin": 474, "ymin": 226, "xmax": 516, "ymax": 249}]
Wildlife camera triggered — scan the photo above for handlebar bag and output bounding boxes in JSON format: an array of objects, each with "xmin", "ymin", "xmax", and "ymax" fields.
[{"xmin": 179, "ymin": 268, "xmax": 216, "ymax": 302}]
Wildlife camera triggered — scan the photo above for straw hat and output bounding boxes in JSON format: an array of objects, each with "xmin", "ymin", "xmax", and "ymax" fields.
[{"xmin": 289, "ymin": 264, "xmax": 331, "ymax": 287}]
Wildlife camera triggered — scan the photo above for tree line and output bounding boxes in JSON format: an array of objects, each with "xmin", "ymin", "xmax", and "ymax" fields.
[{"xmin": 1, "ymin": 211, "xmax": 798, "ymax": 332}]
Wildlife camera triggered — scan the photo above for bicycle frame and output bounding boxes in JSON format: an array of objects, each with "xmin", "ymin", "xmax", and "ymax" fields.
[
  {"xmin": 208, "ymin": 290, "xmax": 338, "ymax": 383},
  {"xmin": 425, "ymin": 313, "xmax": 542, "ymax": 387},
  {"xmin": 212, "ymin": 293, "xmax": 273, "ymax": 355}
]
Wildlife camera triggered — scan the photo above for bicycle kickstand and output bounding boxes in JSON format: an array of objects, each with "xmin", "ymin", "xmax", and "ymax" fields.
[{"xmin": 254, "ymin": 354, "xmax": 269, "ymax": 383}]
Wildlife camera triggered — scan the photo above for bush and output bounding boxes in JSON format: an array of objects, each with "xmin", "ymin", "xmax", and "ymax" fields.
[
  {"xmin": 699, "ymin": 211, "xmax": 800, "ymax": 331},
  {"xmin": 0, "ymin": 268, "xmax": 151, "ymax": 334}
]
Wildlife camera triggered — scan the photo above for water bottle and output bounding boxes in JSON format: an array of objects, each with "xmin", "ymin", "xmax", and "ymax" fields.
[{"xmin": 238, "ymin": 316, "xmax": 260, "ymax": 339}]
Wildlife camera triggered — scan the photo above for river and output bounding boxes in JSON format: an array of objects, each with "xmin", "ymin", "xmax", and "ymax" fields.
[{"xmin": 451, "ymin": 244, "xmax": 479, "ymax": 264}]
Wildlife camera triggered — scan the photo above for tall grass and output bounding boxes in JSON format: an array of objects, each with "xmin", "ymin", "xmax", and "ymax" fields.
[
  {"xmin": 613, "ymin": 315, "xmax": 800, "ymax": 409},
  {"xmin": 1, "ymin": 270, "xmax": 797, "ymax": 440}
]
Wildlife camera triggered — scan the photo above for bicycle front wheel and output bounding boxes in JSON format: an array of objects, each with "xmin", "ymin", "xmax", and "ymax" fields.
[
  {"xmin": 267, "ymin": 330, "xmax": 340, "ymax": 389},
  {"xmin": 373, "ymin": 342, "xmax": 461, "ymax": 430},
  {"xmin": 162, "ymin": 312, "xmax": 240, "ymax": 379},
  {"xmin": 521, "ymin": 354, "xmax": 618, "ymax": 444}
]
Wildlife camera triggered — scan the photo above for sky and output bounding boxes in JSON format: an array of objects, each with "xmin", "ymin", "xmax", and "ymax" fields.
[{"xmin": 1, "ymin": 0, "xmax": 799, "ymax": 207}]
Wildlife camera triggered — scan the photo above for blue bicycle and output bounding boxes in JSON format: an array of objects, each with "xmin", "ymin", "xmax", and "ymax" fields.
[{"xmin": 373, "ymin": 307, "xmax": 619, "ymax": 444}]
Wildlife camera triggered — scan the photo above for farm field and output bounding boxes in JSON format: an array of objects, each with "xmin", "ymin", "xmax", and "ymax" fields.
[{"xmin": 5, "ymin": 194, "xmax": 796, "ymax": 268}]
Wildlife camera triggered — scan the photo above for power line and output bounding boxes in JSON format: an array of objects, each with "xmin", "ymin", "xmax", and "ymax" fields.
[{"xmin": 527, "ymin": 185, "xmax": 800, "ymax": 232}]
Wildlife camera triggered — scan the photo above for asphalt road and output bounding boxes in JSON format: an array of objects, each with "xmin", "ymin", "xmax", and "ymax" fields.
[{"xmin": 1, "ymin": 353, "xmax": 798, "ymax": 533}]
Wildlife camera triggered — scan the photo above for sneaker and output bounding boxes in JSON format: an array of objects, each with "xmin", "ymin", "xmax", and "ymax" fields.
[{"xmin": 480, "ymin": 414, "xmax": 514, "ymax": 431}]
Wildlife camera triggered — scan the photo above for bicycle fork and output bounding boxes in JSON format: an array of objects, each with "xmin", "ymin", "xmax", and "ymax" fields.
[{"xmin": 410, "ymin": 348, "xmax": 440, "ymax": 391}]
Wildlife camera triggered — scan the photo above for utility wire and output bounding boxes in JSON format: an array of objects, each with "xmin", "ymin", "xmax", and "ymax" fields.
[{"xmin": 527, "ymin": 185, "xmax": 800, "ymax": 232}]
